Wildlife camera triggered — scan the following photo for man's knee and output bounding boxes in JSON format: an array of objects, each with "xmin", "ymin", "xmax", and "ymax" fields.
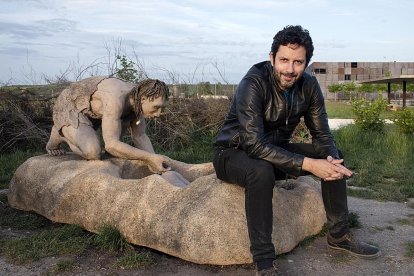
[{"xmin": 245, "ymin": 160, "xmax": 275, "ymax": 189}]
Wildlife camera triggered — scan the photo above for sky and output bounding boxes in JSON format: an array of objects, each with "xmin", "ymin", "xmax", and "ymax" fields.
[{"xmin": 1, "ymin": 0, "xmax": 414, "ymax": 85}]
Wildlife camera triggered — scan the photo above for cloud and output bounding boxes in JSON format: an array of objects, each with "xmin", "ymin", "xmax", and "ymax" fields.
[
  {"xmin": 0, "ymin": 46, "xmax": 38, "ymax": 56},
  {"xmin": 0, "ymin": 18, "xmax": 77, "ymax": 39},
  {"xmin": 317, "ymin": 40, "xmax": 347, "ymax": 49}
]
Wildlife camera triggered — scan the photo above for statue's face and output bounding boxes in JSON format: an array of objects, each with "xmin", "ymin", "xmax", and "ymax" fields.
[{"xmin": 141, "ymin": 96, "xmax": 167, "ymax": 118}]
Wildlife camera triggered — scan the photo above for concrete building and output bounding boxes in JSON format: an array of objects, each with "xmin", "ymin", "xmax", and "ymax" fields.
[{"xmin": 306, "ymin": 62, "xmax": 414, "ymax": 100}]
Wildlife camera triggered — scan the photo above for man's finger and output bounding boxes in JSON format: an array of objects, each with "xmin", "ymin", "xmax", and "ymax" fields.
[
  {"xmin": 333, "ymin": 164, "xmax": 353, "ymax": 176},
  {"xmin": 330, "ymin": 158, "xmax": 344, "ymax": 165}
]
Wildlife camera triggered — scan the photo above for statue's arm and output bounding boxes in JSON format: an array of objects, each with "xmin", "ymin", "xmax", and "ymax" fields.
[
  {"xmin": 100, "ymin": 104, "xmax": 170, "ymax": 174},
  {"xmin": 130, "ymin": 117, "xmax": 155, "ymax": 154}
]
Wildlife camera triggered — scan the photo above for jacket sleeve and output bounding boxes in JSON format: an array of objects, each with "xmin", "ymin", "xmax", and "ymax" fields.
[
  {"xmin": 304, "ymin": 78, "xmax": 340, "ymax": 159},
  {"xmin": 237, "ymin": 78, "xmax": 305, "ymax": 176}
]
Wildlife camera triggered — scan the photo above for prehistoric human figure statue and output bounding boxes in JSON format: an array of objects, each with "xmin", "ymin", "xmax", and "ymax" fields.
[{"xmin": 46, "ymin": 76, "xmax": 189, "ymax": 186}]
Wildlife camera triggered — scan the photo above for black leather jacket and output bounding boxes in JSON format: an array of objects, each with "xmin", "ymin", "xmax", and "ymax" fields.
[{"xmin": 214, "ymin": 61, "xmax": 339, "ymax": 176}]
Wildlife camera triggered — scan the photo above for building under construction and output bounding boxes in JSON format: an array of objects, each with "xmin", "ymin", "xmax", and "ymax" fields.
[{"xmin": 305, "ymin": 62, "xmax": 414, "ymax": 101}]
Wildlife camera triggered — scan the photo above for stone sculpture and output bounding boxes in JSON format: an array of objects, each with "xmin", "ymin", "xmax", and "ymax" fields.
[{"xmin": 8, "ymin": 154, "xmax": 326, "ymax": 265}]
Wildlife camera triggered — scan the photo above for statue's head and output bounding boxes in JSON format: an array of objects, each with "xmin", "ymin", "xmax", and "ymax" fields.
[{"xmin": 130, "ymin": 79, "xmax": 169, "ymax": 118}]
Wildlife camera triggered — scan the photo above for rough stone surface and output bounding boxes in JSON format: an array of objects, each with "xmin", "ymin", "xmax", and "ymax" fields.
[{"xmin": 8, "ymin": 154, "xmax": 326, "ymax": 265}]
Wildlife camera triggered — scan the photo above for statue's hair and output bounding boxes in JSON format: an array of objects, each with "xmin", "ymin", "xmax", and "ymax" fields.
[
  {"xmin": 130, "ymin": 79, "xmax": 169, "ymax": 118},
  {"xmin": 271, "ymin": 25, "xmax": 314, "ymax": 66}
]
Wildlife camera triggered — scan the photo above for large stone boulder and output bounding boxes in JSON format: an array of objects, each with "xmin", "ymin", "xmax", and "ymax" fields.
[{"xmin": 8, "ymin": 154, "xmax": 326, "ymax": 265}]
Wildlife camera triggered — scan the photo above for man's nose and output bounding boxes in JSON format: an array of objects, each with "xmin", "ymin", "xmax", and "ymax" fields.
[{"xmin": 285, "ymin": 62, "xmax": 294, "ymax": 73}]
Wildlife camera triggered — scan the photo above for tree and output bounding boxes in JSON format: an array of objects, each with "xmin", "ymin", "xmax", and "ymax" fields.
[
  {"xmin": 344, "ymin": 81, "xmax": 357, "ymax": 100},
  {"xmin": 327, "ymin": 83, "xmax": 343, "ymax": 101},
  {"xmin": 115, "ymin": 55, "xmax": 142, "ymax": 83},
  {"xmin": 198, "ymin": 82, "xmax": 211, "ymax": 95}
]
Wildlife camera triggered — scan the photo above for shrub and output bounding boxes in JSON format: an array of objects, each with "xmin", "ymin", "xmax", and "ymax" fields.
[
  {"xmin": 392, "ymin": 108, "xmax": 414, "ymax": 134},
  {"xmin": 146, "ymin": 98, "xmax": 230, "ymax": 151},
  {"xmin": 351, "ymin": 97, "xmax": 388, "ymax": 131},
  {"xmin": 0, "ymin": 86, "xmax": 56, "ymax": 154}
]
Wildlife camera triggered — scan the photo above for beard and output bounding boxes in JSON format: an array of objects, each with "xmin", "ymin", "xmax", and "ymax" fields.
[{"xmin": 273, "ymin": 67, "xmax": 301, "ymax": 91}]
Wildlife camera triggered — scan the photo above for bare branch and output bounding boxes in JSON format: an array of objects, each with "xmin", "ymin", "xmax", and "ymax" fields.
[{"xmin": 211, "ymin": 59, "xmax": 229, "ymax": 85}]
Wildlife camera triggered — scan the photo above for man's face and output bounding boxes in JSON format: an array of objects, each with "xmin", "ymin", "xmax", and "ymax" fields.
[
  {"xmin": 141, "ymin": 96, "xmax": 167, "ymax": 118},
  {"xmin": 269, "ymin": 43, "xmax": 307, "ymax": 90}
]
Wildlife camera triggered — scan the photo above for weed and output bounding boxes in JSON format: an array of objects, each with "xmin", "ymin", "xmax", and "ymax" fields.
[
  {"xmin": 348, "ymin": 212, "xmax": 361, "ymax": 228},
  {"xmin": 298, "ymin": 224, "xmax": 328, "ymax": 247},
  {"xmin": 405, "ymin": 241, "xmax": 414, "ymax": 257},
  {"xmin": 94, "ymin": 224, "xmax": 129, "ymax": 253},
  {"xmin": 53, "ymin": 259, "xmax": 75, "ymax": 273},
  {"xmin": 386, "ymin": 225, "xmax": 395, "ymax": 231},
  {"xmin": 396, "ymin": 217, "xmax": 414, "ymax": 226},
  {"xmin": 115, "ymin": 250, "xmax": 155, "ymax": 269},
  {"xmin": 371, "ymin": 226, "xmax": 384, "ymax": 232}
]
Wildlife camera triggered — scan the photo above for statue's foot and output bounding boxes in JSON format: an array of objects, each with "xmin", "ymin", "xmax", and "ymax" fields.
[{"xmin": 47, "ymin": 148, "xmax": 66, "ymax": 156}]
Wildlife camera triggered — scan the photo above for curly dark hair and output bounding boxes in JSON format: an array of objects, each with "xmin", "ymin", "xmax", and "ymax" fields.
[
  {"xmin": 270, "ymin": 25, "xmax": 314, "ymax": 66},
  {"xmin": 130, "ymin": 79, "xmax": 169, "ymax": 118}
]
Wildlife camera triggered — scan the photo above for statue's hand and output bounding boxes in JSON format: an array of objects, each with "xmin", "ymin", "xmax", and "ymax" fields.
[
  {"xmin": 146, "ymin": 154, "xmax": 171, "ymax": 175},
  {"xmin": 47, "ymin": 149, "xmax": 66, "ymax": 156}
]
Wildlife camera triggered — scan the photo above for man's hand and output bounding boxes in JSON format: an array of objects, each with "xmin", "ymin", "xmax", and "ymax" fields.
[
  {"xmin": 302, "ymin": 156, "xmax": 352, "ymax": 181},
  {"xmin": 146, "ymin": 154, "xmax": 171, "ymax": 175}
]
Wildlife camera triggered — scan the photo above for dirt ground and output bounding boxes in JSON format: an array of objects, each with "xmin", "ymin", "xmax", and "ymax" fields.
[{"xmin": 1, "ymin": 196, "xmax": 414, "ymax": 276}]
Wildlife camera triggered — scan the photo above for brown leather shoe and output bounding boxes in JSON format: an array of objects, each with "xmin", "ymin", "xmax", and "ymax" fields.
[{"xmin": 327, "ymin": 232, "xmax": 381, "ymax": 259}]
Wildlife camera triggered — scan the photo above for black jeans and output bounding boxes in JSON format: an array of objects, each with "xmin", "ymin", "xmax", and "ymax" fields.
[{"xmin": 213, "ymin": 143, "xmax": 349, "ymax": 262}]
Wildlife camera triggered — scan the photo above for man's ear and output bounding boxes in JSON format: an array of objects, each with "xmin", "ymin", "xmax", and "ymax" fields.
[{"xmin": 269, "ymin": 52, "xmax": 274, "ymax": 66}]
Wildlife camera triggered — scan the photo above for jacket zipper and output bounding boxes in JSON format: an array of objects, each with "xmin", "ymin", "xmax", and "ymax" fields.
[{"xmin": 285, "ymin": 89, "xmax": 294, "ymax": 126}]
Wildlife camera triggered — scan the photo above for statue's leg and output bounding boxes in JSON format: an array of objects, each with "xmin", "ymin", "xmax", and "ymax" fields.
[
  {"xmin": 46, "ymin": 126, "xmax": 66, "ymax": 156},
  {"xmin": 161, "ymin": 171, "xmax": 190, "ymax": 187},
  {"xmin": 60, "ymin": 123, "xmax": 101, "ymax": 160}
]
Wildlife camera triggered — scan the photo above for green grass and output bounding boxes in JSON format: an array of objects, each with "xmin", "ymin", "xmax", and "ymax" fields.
[
  {"xmin": 326, "ymin": 101, "xmax": 355, "ymax": 119},
  {"xmin": 334, "ymin": 124, "xmax": 414, "ymax": 201},
  {"xmin": 115, "ymin": 250, "xmax": 155, "ymax": 269},
  {"xmin": 52, "ymin": 259, "xmax": 76, "ymax": 273},
  {"xmin": 156, "ymin": 135, "xmax": 214, "ymax": 164},
  {"xmin": 0, "ymin": 205, "xmax": 152, "ymax": 267},
  {"xmin": 1, "ymin": 224, "xmax": 92, "ymax": 264},
  {"xmin": 325, "ymin": 100, "xmax": 396, "ymax": 119},
  {"xmin": 406, "ymin": 241, "xmax": 414, "ymax": 257},
  {"xmin": 348, "ymin": 211, "xmax": 361, "ymax": 228},
  {"xmin": 93, "ymin": 224, "xmax": 129, "ymax": 253},
  {"xmin": 0, "ymin": 207, "xmax": 52, "ymax": 230},
  {"xmin": 0, "ymin": 150, "xmax": 42, "ymax": 189}
]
